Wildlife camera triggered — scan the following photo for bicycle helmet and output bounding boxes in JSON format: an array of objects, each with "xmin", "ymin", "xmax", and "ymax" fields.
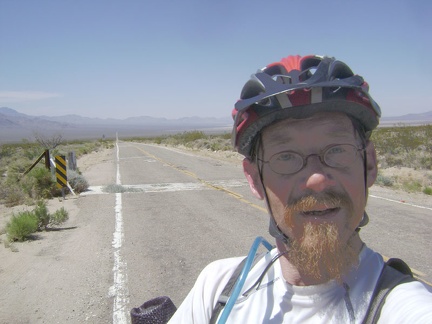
[{"xmin": 232, "ymin": 55, "xmax": 381, "ymax": 157}]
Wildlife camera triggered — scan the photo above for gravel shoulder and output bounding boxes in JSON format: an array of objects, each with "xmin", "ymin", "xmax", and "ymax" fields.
[{"xmin": 0, "ymin": 148, "xmax": 115, "ymax": 324}]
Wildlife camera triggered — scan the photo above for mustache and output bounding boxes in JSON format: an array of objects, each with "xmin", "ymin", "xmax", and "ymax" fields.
[{"xmin": 286, "ymin": 189, "xmax": 353, "ymax": 213}]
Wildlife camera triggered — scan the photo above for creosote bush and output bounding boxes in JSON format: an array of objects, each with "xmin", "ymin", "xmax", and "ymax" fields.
[
  {"xmin": 423, "ymin": 187, "xmax": 432, "ymax": 195},
  {"xmin": 67, "ymin": 170, "xmax": 89, "ymax": 193},
  {"xmin": 50, "ymin": 207, "xmax": 69, "ymax": 225},
  {"xmin": 27, "ymin": 167, "xmax": 58, "ymax": 199},
  {"xmin": 371, "ymin": 124, "xmax": 432, "ymax": 170},
  {"xmin": 127, "ymin": 131, "xmax": 232, "ymax": 152},
  {"xmin": 375, "ymin": 174, "xmax": 394, "ymax": 187},
  {"xmin": 34, "ymin": 200, "xmax": 50, "ymax": 230},
  {"xmin": 5, "ymin": 201, "xmax": 70, "ymax": 242},
  {"xmin": 6, "ymin": 211, "xmax": 38, "ymax": 242},
  {"xmin": 2, "ymin": 184, "xmax": 28, "ymax": 207}
]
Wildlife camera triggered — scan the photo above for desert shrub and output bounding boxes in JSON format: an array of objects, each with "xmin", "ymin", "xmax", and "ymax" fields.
[
  {"xmin": 100, "ymin": 139, "xmax": 114, "ymax": 149},
  {"xmin": 5, "ymin": 203, "xmax": 70, "ymax": 242},
  {"xmin": 153, "ymin": 131, "xmax": 208, "ymax": 147},
  {"xmin": 153, "ymin": 137, "xmax": 164, "ymax": 144},
  {"xmin": 13, "ymin": 167, "xmax": 56, "ymax": 201},
  {"xmin": 3, "ymin": 183, "xmax": 28, "ymax": 207},
  {"xmin": 394, "ymin": 125, "xmax": 423, "ymax": 153},
  {"xmin": 371, "ymin": 124, "xmax": 432, "ymax": 170},
  {"xmin": 128, "ymin": 131, "xmax": 234, "ymax": 152},
  {"xmin": 67, "ymin": 169, "xmax": 89, "ymax": 193},
  {"xmin": 209, "ymin": 137, "xmax": 231, "ymax": 151},
  {"xmin": 6, "ymin": 211, "xmax": 38, "ymax": 242},
  {"xmin": 220, "ymin": 132, "xmax": 231, "ymax": 140},
  {"xmin": 423, "ymin": 187, "xmax": 432, "ymax": 195},
  {"xmin": 0, "ymin": 180, "xmax": 7, "ymax": 200},
  {"xmin": 402, "ymin": 181, "xmax": 422, "ymax": 193},
  {"xmin": 75, "ymin": 146, "xmax": 91, "ymax": 156},
  {"xmin": 379, "ymin": 151, "xmax": 424, "ymax": 170},
  {"xmin": 50, "ymin": 207, "xmax": 69, "ymax": 225},
  {"xmin": 420, "ymin": 155, "xmax": 432, "ymax": 170},
  {"xmin": 376, "ymin": 174, "xmax": 394, "ymax": 187},
  {"xmin": 18, "ymin": 173, "xmax": 37, "ymax": 197},
  {"xmin": 29, "ymin": 167, "xmax": 57, "ymax": 199},
  {"xmin": 34, "ymin": 200, "xmax": 50, "ymax": 230},
  {"xmin": 0, "ymin": 144, "xmax": 15, "ymax": 159},
  {"xmin": 23, "ymin": 145, "xmax": 44, "ymax": 160},
  {"xmin": 175, "ymin": 131, "xmax": 206, "ymax": 144},
  {"xmin": 9, "ymin": 157, "xmax": 31, "ymax": 174}
]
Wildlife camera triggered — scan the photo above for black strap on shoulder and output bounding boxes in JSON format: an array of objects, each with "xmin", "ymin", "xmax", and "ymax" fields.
[
  {"xmin": 362, "ymin": 258, "xmax": 416, "ymax": 324},
  {"xmin": 209, "ymin": 253, "xmax": 265, "ymax": 324}
]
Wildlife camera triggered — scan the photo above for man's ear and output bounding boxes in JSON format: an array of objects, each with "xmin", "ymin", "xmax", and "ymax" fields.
[
  {"xmin": 243, "ymin": 158, "xmax": 265, "ymax": 200},
  {"xmin": 365, "ymin": 141, "xmax": 378, "ymax": 188}
]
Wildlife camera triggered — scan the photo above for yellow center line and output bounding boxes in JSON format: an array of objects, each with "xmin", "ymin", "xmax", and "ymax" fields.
[{"xmin": 134, "ymin": 145, "xmax": 270, "ymax": 213}]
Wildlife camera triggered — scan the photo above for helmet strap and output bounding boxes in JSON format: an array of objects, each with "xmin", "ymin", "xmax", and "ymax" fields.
[
  {"xmin": 356, "ymin": 142, "xmax": 370, "ymax": 231},
  {"xmin": 256, "ymin": 134, "xmax": 292, "ymax": 246}
]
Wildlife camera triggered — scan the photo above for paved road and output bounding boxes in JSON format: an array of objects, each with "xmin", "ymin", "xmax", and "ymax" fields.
[{"xmin": 82, "ymin": 140, "xmax": 429, "ymax": 323}]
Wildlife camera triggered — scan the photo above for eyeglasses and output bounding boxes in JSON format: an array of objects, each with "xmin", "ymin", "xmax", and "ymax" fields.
[{"xmin": 258, "ymin": 144, "xmax": 365, "ymax": 175}]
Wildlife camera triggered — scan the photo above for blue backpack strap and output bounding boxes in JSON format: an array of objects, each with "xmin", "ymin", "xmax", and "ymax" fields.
[
  {"xmin": 209, "ymin": 253, "xmax": 265, "ymax": 324},
  {"xmin": 362, "ymin": 258, "xmax": 416, "ymax": 324}
]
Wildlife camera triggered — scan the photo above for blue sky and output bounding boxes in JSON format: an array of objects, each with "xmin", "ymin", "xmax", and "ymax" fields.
[{"xmin": 0, "ymin": 0, "xmax": 431, "ymax": 119}]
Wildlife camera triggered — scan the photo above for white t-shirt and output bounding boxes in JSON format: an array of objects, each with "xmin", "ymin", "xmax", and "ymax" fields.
[{"xmin": 169, "ymin": 246, "xmax": 432, "ymax": 323}]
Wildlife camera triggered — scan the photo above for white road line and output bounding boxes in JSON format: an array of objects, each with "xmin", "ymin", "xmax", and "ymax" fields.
[
  {"xmin": 111, "ymin": 139, "xmax": 130, "ymax": 324},
  {"xmin": 369, "ymin": 194, "xmax": 432, "ymax": 211},
  {"xmin": 116, "ymin": 141, "xmax": 121, "ymax": 186}
]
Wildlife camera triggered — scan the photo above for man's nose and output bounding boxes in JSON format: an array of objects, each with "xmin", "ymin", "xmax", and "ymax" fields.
[{"xmin": 301, "ymin": 156, "xmax": 336, "ymax": 192}]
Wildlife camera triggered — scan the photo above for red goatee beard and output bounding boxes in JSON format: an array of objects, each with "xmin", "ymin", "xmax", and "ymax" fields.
[{"xmin": 283, "ymin": 191, "xmax": 359, "ymax": 283}]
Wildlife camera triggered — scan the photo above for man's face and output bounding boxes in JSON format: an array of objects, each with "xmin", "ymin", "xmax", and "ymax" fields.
[{"xmin": 243, "ymin": 112, "xmax": 377, "ymax": 281}]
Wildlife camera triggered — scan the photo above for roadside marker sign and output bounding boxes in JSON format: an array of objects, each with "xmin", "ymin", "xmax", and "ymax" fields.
[{"xmin": 55, "ymin": 155, "xmax": 67, "ymax": 188}]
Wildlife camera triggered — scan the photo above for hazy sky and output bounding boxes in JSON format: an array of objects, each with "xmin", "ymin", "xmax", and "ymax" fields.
[{"xmin": 0, "ymin": 1, "xmax": 431, "ymax": 119}]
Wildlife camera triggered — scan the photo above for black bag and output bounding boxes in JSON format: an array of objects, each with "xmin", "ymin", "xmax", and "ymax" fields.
[{"xmin": 130, "ymin": 296, "xmax": 177, "ymax": 324}]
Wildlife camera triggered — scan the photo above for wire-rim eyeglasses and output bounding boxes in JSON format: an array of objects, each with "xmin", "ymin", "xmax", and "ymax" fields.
[{"xmin": 257, "ymin": 143, "xmax": 365, "ymax": 175}]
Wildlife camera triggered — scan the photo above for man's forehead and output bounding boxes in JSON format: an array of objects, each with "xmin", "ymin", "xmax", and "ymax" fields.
[{"xmin": 262, "ymin": 113, "xmax": 355, "ymax": 142}]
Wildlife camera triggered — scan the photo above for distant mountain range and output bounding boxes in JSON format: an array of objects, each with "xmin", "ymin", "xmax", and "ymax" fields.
[
  {"xmin": 379, "ymin": 110, "xmax": 432, "ymax": 123},
  {"xmin": 0, "ymin": 107, "xmax": 232, "ymax": 127},
  {"xmin": 0, "ymin": 107, "xmax": 233, "ymax": 143},
  {"xmin": 1, "ymin": 107, "xmax": 431, "ymax": 144}
]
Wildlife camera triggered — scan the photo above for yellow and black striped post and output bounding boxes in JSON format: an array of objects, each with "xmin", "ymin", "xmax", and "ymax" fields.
[{"xmin": 55, "ymin": 155, "xmax": 67, "ymax": 189}]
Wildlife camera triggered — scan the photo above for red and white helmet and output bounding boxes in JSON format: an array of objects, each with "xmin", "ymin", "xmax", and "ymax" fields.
[{"xmin": 232, "ymin": 55, "xmax": 381, "ymax": 157}]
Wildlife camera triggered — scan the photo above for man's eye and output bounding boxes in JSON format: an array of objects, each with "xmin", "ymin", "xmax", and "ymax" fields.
[
  {"xmin": 276, "ymin": 152, "xmax": 296, "ymax": 161},
  {"xmin": 327, "ymin": 146, "xmax": 345, "ymax": 155}
]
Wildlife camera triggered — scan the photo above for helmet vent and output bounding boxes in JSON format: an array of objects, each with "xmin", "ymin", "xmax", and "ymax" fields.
[
  {"xmin": 298, "ymin": 67, "xmax": 317, "ymax": 82},
  {"xmin": 273, "ymin": 74, "xmax": 292, "ymax": 85}
]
